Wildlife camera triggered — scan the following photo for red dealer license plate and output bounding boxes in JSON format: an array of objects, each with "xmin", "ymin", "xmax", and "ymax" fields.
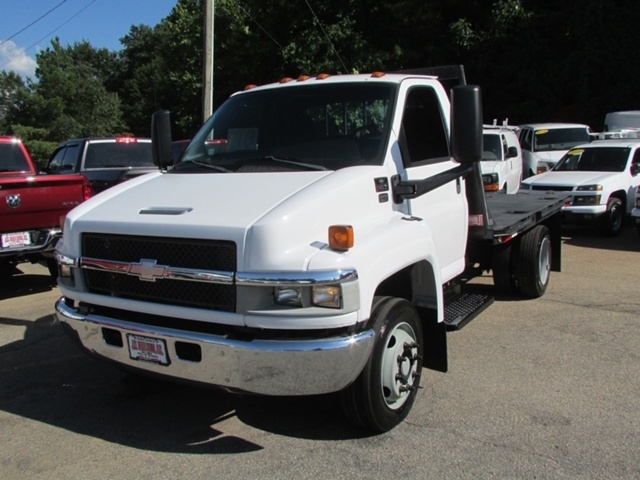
[
  {"xmin": 127, "ymin": 334, "xmax": 169, "ymax": 366},
  {"xmin": 1, "ymin": 231, "xmax": 31, "ymax": 249}
]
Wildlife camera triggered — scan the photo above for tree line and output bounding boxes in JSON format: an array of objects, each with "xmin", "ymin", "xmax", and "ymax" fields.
[{"xmin": 1, "ymin": 0, "xmax": 639, "ymax": 164}]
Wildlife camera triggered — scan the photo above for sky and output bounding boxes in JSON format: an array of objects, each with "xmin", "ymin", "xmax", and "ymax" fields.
[{"xmin": 0, "ymin": 0, "xmax": 178, "ymax": 78}]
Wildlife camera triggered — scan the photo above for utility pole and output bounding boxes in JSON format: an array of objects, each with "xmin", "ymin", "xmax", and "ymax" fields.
[{"xmin": 203, "ymin": 0, "xmax": 214, "ymax": 123}]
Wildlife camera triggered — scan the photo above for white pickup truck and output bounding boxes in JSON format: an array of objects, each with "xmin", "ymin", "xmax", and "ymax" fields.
[
  {"xmin": 520, "ymin": 139, "xmax": 640, "ymax": 235},
  {"xmin": 54, "ymin": 67, "xmax": 566, "ymax": 432}
]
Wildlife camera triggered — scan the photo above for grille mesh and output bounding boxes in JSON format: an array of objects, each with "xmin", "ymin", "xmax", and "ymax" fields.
[{"xmin": 82, "ymin": 233, "xmax": 236, "ymax": 311}]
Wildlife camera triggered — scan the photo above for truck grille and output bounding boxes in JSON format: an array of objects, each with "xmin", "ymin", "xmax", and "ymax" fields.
[
  {"xmin": 531, "ymin": 185, "xmax": 573, "ymax": 192},
  {"xmin": 81, "ymin": 233, "xmax": 236, "ymax": 311}
]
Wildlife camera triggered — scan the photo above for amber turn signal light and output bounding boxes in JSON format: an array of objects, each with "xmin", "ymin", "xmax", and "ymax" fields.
[{"xmin": 328, "ymin": 225, "xmax": 354, "ymax": 251}]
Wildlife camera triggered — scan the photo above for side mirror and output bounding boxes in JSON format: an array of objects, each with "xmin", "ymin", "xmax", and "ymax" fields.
[
  {"xmin": 451, "ymin": 85, "xmax": 483, "ymax": 164},
  {"xmin": 151, "ymin": 110, "xmax": 173, "ymax": 170},
  {"xmin": 631, "ymin": 163, "xmax": 640, "ymax": 176},
  {"xmin": 507, "ymin": 146, "xmax": 518, "ymax": 158}
]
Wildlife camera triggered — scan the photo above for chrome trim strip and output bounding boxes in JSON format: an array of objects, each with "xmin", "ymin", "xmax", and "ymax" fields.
[
  {"xmin": 79, "ymin": 257, "xmax": 234, "ymax": 284},
  {"xmin": 236, "ymin": 269, "xmax": 358, "ymax": 287}
]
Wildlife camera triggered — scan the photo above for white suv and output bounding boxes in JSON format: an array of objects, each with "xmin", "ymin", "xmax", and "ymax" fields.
[
  {"xmin": 481, "ymin": 124, "xmax": 523, "ymax": 194},
  {"xmin": 520, "ymin": 139, "xmax": 640, "ymax": 235},
  {"xmin": 518, "ymin": 123, "xmax": 593, "ymax": 178}
]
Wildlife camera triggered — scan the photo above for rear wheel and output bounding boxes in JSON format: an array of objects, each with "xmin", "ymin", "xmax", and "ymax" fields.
[
  {"xmin": 516, "ymin": 225, "xmax": 551, "ymax": 298},
  {"xmin": 340, "ymin": 296, "xmax": 423, "ymax": 432}
]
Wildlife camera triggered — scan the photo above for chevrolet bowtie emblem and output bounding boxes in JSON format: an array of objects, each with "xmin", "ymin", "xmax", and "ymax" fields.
[{"xmin": 128, "ymin": 259, "xmax": 169, "ymax": 282}]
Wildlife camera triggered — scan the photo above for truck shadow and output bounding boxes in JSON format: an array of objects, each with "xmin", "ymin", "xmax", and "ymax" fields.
[
  {"xmin": 560, "ymin": 221, "xmax": 640, "ymax": 252},
  {"xmin": 0, "ymin": 314, "xmax": 369, "ymax": 455},
  {"xmin": 0, "ymin": 265, "xmax": 55, "ymax": 300}
]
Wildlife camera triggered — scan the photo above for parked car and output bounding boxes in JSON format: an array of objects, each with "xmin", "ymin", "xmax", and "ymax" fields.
[
  {"xmin": 481, "ymin": 124, "xmax": 523, "ymax": 194},
  {"xmin": 520, "ymin": 138, "xmax": 640, "ymax": 235},
  {"xmin": 0, "ymin": 136, "xmax": 91, "ymax": 280},
  {"xmin": 44, "ymin": 136, "xmax": 155, "ymax": 194},
  {"xmin": 518, "ymin": 123, "xmax": 594, "ymax": 178}
]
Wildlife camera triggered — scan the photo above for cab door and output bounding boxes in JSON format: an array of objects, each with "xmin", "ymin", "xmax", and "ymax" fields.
[{"xmin": 397, "ymin": 84, "xmax": 467, "ymax": 282}]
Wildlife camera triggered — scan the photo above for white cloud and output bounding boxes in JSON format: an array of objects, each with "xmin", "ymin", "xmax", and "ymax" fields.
[{"xmin": 0, "ymin": 40, "xmax": 37, "ymax": 78}]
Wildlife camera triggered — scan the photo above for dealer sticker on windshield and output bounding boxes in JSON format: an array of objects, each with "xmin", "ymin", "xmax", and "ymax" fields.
[{"xmin": 127, "ymin": 334, "xmax": 169, "ymax": 366}]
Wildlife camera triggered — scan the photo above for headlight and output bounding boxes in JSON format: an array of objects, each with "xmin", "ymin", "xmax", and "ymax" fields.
[
  {"xmin": 312, "ymin": 285, "xmax": 341, "ymax": 308},
  {"xmin": 536, "ymin": 162, "xmax": 553, "ymax": 174},
  {"xmin": 572, "ymin": 195, "xmax": 601, "ymax": 206},
  {"xmin": 274, "ymin": 285, "xmax": 342, "ymax": 309},
  {"xmin": 274, "ymin": 287, "xmax": 303, "ymax": 307},
  {"xmin": 482, "ymin": 173, "xmax": 500, "ymax": 191},
  {"xmin": 576, "ymin": 184, "xmax": 603, "ymax": 191}
]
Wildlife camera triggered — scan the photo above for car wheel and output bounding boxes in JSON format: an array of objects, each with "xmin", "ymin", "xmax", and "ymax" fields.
[
  {"xmin": 340, "ymin": 296, "xmax": 423, "ymax": 432},
  {"xmin": 602, "ymin": 198, "xmax": 624, "ymax": 236}
]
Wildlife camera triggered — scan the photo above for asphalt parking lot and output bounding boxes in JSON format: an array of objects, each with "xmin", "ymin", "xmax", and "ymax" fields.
[{"xmin": 1, "ymin": 224, "xmax": 639, "ymax": 480}]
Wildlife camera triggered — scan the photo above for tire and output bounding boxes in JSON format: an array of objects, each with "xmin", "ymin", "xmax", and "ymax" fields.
[
  {"xmin": 46, "ymin": 258, "xmax": 59, "ymax": 285},
  {"xmin": 340, "ymin": 296, "xmax": 423, "ymax": 432},
  {"xmin": 492, "ymin": 242, "xmax": 519, "ymax": 294},
  {"xmin": 516, "ymin": 225, "xmax": 551, "ymax": 298},
  {"xmin": 602, "ymin": 198, "xmax": 624, "ymax": 236}
]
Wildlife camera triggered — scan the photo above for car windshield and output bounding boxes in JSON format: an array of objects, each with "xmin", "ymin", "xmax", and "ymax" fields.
[
  {"xmin": 533, "ymin": 127, "xmax": 590, "ymax": 152},
  {"xmin": 175, "ymin": 82, "xmax": 394, "ymax": 173},
  {"xmin": 84, "ymin": 141, "xmax": 154, "ymax": 169},
  {"xmin": 553, "ymin": 147, "xmax": 630, "ymax": 172},
  {"xmin": 481, "ymin": 134, "xmax": 503, "ymax": 161}
]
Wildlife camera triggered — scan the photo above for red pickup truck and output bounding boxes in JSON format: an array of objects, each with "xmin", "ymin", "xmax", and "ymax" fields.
[{"xmin": 0, "ymin": 136, "xmax": 91, "ymax": 280}]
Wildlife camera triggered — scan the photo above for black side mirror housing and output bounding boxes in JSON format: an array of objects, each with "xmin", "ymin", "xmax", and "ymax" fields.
[{"xmin": 451, "ymin": 85, "xmax": 483, "ymax": 164}]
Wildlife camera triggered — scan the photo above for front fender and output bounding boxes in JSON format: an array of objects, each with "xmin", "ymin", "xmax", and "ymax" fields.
[{"xmin": 308, "ymin": 213, "xmax": 444, "ymax": 323}]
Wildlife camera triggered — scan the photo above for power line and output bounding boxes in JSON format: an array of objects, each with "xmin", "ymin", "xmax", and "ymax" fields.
[
  {"xmin": 303, "ymin": 0, "xmax": 348, "ymax": 73},
  {"xmin": 1, "ymin": 0, "xmax": 99, "ymax": 70},
  {"xmin": 0, "ymin": 0, "xmax": 69, "ymax": 48}
]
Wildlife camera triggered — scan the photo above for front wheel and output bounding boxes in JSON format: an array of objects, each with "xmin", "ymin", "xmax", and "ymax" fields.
[
  {"xmin": 340, "ymin": 297, "xmax": 424, "ymax": 432},
  {"xmin": 602, "ymin": 198, "xmax": 624, "ymax": 236}
]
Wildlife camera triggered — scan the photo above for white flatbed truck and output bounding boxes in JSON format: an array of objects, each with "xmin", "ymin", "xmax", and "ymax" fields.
[{"xmin": 54, "ymin": 66, "xmax": 566, "ymax": 432}]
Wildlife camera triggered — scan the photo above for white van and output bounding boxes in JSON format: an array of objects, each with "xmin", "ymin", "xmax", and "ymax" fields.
[
  {"xmin": 604, "ymin": 111, "xmax": 640, "ymax": 131},
  {"xmin": 481, "ymin": 124, "xmax": 523, "ymax": 194}
]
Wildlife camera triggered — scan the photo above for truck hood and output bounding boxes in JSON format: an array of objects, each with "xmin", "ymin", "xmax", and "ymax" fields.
[
  {"xmin": 480, "ymin": 161, "xmax": 503, "ymax": 174},
  {"xmin": 532, "ymin": 151, "xmax": 565, "ymax": 163},
  {"xmin": 64, "ymin": 167, "xmax": 385, "ymax": 271},
  {"xmin": 522, "ymin": 170, "xmax": 616, "ymax": 188}
]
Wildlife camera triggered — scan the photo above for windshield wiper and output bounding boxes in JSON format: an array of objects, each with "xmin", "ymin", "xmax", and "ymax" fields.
[
  {"xmin": 173, "ymin": 159, "xmax": 232, "ymax": 173},
  {"xmin": 261, "ymin": 156, "xmax": 328, "ymax": 171}
]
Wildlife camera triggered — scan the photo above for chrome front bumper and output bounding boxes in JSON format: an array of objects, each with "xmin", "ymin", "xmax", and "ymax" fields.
[{"xmin": 55, "ymin": 297, "xmax": 375, "ymax": 396}]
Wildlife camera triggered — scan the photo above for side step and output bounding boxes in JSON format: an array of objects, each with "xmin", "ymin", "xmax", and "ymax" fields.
[{"xmin": 443, "ymin": 292, "xmax": 494, "ymax": 330}]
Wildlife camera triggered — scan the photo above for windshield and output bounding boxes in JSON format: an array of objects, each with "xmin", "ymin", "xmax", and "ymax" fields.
[
  {"xmin": 481, "ymin": 134, "xmax": 503, "ymax": 161},
  {"xmin": 553, "ymin": 147, "xmax": 630, "ymax": 172},
  {"xmin": 176, "ymin": 82, "xmax": 394, "ymax": 172},
  {"xmin": 84, "ymin": 142, "xmax": 154, "ymax": 169},
  {"xmin": 533, "ymin": 127, "xmax": 590, "ymax": 152}
]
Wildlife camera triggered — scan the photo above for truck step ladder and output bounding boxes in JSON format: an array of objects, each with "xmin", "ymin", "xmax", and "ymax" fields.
[{"xmin": 444, "ymin": 292, "xmax": 494, "ymax": 330}]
